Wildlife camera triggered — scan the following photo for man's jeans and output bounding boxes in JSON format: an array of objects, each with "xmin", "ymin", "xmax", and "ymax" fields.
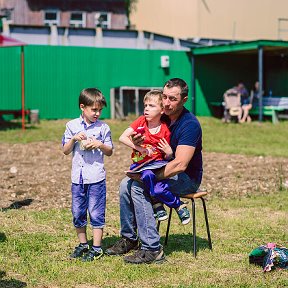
[{"xmin": 119, "ymin": 173, "xmax": 200, "ymax": 250}]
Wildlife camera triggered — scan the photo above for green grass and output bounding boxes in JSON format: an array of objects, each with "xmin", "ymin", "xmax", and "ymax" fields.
[
  {"xmin": 200, "ymin": 117, "xmax": 288, "ymax": 157},
  {"xmin": 0, "ymin": 117, "xmax": 287, "ymax": 287},
  {"xmin": 1, "ymin": 117, "xmax": 288, "ymax": 157},
  {"xmin": 0, "ymin": 192, "xmax": 287, "ymax": 287}
]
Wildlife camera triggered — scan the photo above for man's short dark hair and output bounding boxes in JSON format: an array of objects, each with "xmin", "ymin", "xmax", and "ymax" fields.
[{"xmin": 164, "ymin": 78, "xmax": 188, "ymax": 98}]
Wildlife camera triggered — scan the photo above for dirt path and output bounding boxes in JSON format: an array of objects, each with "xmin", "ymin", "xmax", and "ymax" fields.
[{"xmin": 0, "ymin": 142, "xmax": 287, "ymax": 210}]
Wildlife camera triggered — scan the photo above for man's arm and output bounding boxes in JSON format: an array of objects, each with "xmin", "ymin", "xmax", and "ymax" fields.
[
  {"xmin": 63, "ymin": 131, "xmax": 86, "ymax": 155},
  {"xmin": 126, "ymin": 144, "xmax": 195, "ymax": 181},
  {"xmin": 157, "ymin": 145, "xmax": 195, "ymax": 179}
]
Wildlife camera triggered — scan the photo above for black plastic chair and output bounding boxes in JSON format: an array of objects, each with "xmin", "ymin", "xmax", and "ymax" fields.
[{"xmin": 158, "ymin": 190, "xmax": 212, "ymax": 257}]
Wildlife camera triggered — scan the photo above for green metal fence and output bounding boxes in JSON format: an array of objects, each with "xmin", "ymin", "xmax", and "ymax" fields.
[
  {"xmin": 0, "ymin": 46, "xmax": 22, "ymax": 111},
  {"xmin": 2, "ymin": 41, "xmax": 288, "ymax": 120},
  {"xmin": 11, "ymin": 45, "xmax": 192, "ymax": 119}
]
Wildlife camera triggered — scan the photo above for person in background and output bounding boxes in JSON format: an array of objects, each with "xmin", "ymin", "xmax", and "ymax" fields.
[
  {"xmin": 240, "ymin": 81, "xmax": 260, "ymax": 123},
  {"xmin": 62, "ymin": 88, "xmax": 113, "ymax": 262}
]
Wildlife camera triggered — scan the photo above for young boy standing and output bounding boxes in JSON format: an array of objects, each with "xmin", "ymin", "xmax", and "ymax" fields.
[
  {"xmin": 62, "ymin": 88, "xmax": 113, "ymax": 262},
  {"xmin": 119, "ymin": 90, "xmax": 190, "ymax": 224}
]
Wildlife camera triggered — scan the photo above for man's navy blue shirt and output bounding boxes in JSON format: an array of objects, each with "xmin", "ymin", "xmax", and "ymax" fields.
[{"xmin": 164, "ymin": 107, "xmax": 203, "ymax": 184}]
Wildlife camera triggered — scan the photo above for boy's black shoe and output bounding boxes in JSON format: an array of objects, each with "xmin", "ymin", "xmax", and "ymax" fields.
[
  {"xmin": 82, "ymin": 248, "xmax": 104, "ymax": 262},
  {"xmin": 105, "ymin": 237, "xmax": 139, "ymax": 256},
  {"xmin": 124, "ymin": 247, "xmax": 166, "ymax": 264},
  {"xmin": 153, "ymin": 203, "xmax": 168, "ymax": 221},
  {"xmin": 176, "ymin": 201, "xmax": 191, "ymax": 225},
  {"xmin": 69, "ymin": 244, "xmax": 89, "ymax": 259}
]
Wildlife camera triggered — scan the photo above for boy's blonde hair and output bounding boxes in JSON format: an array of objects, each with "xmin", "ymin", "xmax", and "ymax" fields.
[
  {"xmin": 143, "ymin": 89, "xmax": 163, "ymax": 107},
  {"xmin": 79, "ymin": 88, "xmax": 107, "ymax": 107}
]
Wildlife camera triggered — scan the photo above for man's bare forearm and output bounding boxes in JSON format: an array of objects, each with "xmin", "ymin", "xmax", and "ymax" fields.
[{"xmin": 155, "ymin": 159, "xmax": 187, "ymax": 180}]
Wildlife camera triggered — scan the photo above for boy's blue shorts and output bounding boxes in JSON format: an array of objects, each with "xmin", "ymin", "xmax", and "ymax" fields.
[{"xmin": 71, "ymin": 179, "xmax": 106, "ymax": 229}]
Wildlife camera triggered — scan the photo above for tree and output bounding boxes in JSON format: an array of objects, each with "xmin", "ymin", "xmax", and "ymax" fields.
[{"xmin": 125, "ymin": 0, "xmax": 138, "ymax": 29}]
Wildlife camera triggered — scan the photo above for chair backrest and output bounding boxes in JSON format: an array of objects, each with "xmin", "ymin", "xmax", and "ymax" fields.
[{"xmin": 224, "ymin": 89, "xmax": 241, "ymax": 109}]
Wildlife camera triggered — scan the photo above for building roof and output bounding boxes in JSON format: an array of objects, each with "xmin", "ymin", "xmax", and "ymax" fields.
[
  {"xmin": 192, "ymin": 40, "xmax": 288, "ymax": 55},
  {"xmin": 0, "ymin": 34, "xmax": 26, "ymax": 47}
]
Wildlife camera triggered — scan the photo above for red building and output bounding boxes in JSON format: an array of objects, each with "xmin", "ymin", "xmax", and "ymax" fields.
[{"xmin": 0, "ymin": 0, "xmax": 128, "ymax": 29}]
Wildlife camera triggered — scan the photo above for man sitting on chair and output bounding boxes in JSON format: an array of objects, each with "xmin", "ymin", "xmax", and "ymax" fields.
[{"xmin": 106, "ymin": 78, "xmax": 203, "ymax": 264}]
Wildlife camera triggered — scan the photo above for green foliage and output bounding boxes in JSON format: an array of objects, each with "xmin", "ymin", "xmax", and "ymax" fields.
[{"xmin": 125, "ymin": 0, "xmax": 138, "ymax": 29}]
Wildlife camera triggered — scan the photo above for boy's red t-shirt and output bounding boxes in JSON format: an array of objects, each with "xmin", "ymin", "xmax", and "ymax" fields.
[{"xmin": 130, "ymin": 115, "xmax": 171, "ymax": 164}]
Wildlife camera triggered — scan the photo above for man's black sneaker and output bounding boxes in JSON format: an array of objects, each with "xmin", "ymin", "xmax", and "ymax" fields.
[
  {"xmin": 69, "ymin": 244, "xmax": 89, "ymax": 259},
  {"xmin": 105, "ymin": 237, "xmax": 139, "ymax": 256},
  {"xmin": 124, "ymin": 247, "xmax": 166, "ymax": 264},
  {"xmin": 82, "ymin": 248, "xmax": 104, "ymax": 262}
]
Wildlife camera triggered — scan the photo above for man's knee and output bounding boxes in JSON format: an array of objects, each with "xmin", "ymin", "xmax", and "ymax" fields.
[{"xmin": 119, "ymin": 177, "xmax": 131, "ymax": 197}]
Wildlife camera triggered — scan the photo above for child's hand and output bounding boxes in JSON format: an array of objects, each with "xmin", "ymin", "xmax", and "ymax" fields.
[
  {"xmin": 139, "ymin": 146, "xmax": 154, "ymax": 157},
  {"xmin": 157, "ymin": 138, "xmax": 173, "ymax": 159},
  {"xmin": 146, "ymin": 147, "xmax": 154, "ymax": 156},
  {"xmin": 85, "ymin": 138, "xmax": 103, "ymax": 150},
  {"xmin": 73, "ymin": 132, "xmax": 87, "ymax": 142},
  {"xmin": 131, "ymin": 131, "xmax": 145, "ymax": 146}
]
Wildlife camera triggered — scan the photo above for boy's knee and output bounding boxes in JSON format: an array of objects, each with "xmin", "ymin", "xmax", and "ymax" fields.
[
  {"xmin": 73, "ymin": 216, "xmax": 87, "ymax": 228},
  {"xmin": 141, "ymin": 170, "xmax": 156, "ymax": 181}
]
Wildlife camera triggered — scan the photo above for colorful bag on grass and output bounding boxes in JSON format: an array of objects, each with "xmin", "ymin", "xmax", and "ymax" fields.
[{"xmin": 249, "ymin": 242, "xmax": 288, "ymax": 272}]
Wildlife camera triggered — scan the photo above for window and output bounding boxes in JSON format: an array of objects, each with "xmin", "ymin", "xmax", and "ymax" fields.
[
  {"xmin": 70, "ymin": 12, "xmax": 86, "ymax": 28},
  {"xmin": 0, "ymin": 8, "xmax": 13, "ymax": 24},
  {"xmin": 44, "ymin": 10, "xmax": 59, "ymax": 26},
  {"xmin": 95, "ymin": 12, "xmax": 111, "ymax": 29}
]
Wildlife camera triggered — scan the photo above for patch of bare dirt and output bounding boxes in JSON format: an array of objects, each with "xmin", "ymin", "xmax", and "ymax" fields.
[{"xmin": 0, "ymin": 142, "xmax": 287, "ymax": 210}]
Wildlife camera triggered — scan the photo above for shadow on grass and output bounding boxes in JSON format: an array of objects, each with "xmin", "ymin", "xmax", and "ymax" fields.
[
  {"xmin": 1, "ymin": 199, "xmax": 33, "ymax": 211},
  {"xmin": 160, "ymin": 233, "xmax": 211, "ymax": 255},
  {"xmin": 93, "ymin": 234, "xmax": 210, "ymax": 255},
  {"xmin": 0, "ymin": 232, "xmax": 7, "ymax": 242},
  {"xmin": 103, "ymin": 235, "xmax": 121, "ymax": 249},
  {"xmin": 0, "ymin": 120, "xmax": 38, "ymax": 131},
  {"xmin": 0, "ymin": 271, "xmax": 27, "ymax": 288},
  {"xmin": 87, "ymin": 235, "xmax": 120, "ymax": 250}
]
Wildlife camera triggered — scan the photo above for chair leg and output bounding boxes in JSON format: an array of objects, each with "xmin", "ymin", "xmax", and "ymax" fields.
[
  {"xmin": 201, "ymin": 197, "xmax": 212, "ymax": 250},
  {"xmin": 164, "ymin": 208, "xmax": 173, "ymax": 246},
  {"xmin": 157, "ymin": 220, "xmax": 160, "ymax": 232},
  {"xmin": 191, "ymin": 199, "xmax": 197, "ymax": 258}
]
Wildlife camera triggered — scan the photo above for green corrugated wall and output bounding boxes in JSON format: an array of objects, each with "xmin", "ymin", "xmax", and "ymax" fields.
[
  {"xmin": 21, "ymin": 45, "xmax": 191, "ymax": 119},
  {"xmin": 0, "ymin": 46, "xmax": 22, "ymax": 110},
  {"xmin": 2, "ymin": 44, "xmax": 288, "ymax": 120}
]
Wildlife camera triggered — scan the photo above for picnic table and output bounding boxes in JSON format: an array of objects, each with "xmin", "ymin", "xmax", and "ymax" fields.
[
  {"xmin": 0, "ymin": 109, "xmax": 30, "ymax": 118},
  {"xmin": 210, "ymin": 97, "xmax": 288, "ymax": 124}
]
